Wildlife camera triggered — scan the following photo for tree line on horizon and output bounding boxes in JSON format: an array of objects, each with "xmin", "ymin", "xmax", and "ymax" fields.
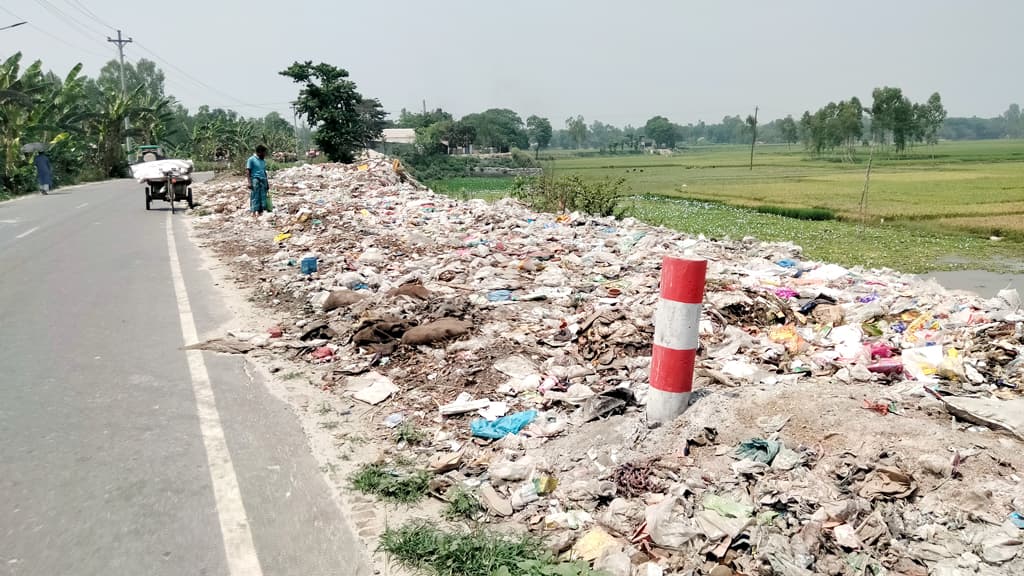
[
  {"xmin": 392, "ymin": 91, "xmax": 1024, "ymax": 158},
  {"xmin": 5, "ymin": 51, "xmax": 1024, "ymax": 194}
]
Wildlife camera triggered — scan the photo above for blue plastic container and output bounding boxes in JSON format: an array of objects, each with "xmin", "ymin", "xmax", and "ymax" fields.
[{"xmin": 300, "ymin": 256, "xmax": 318, "ymax": 275}]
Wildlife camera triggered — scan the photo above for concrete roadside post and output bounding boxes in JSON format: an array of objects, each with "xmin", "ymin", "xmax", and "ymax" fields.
[{"xmin": 647, "ymin": 256, "xmax": 707, "ymax": 423}]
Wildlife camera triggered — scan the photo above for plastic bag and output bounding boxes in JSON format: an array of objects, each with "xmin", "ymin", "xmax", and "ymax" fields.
[
  {"xmin": 264, "ymin": 189, "xmax": 273, "ymax": 212},
  {"xmin": 734, "ymin": 438, "xmax": 781, "ymax": 464},
  {"xmin": 902, "ymin": 346, "xmax": 943, "ymax": 383},
  {"xmin": 470, "ymin": 410, "xmax": 537, "ymax": 439}
]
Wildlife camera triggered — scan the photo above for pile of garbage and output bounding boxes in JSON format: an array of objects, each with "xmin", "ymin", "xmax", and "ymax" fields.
[{"xmin": 191, "ymin": 153, "xmax": 1024, "ymax": 576}]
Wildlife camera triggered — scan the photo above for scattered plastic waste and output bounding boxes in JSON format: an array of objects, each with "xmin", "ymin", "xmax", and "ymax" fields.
[
  {"xmin": 470, "ymin": 410, "xmax": 537, "ymax": 439},
  {"xmin": 189, "ymin": 151, "xmax": 1024, "ymax": 576}
]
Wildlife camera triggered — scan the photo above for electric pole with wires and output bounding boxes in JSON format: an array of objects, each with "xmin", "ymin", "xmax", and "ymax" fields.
[{"xmin": 107, "ymin": 29, "xmax": 133, "ymax": 155}]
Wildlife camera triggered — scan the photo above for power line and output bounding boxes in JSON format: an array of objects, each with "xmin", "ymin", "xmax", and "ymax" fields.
[
  {"xmin": 62, "ymin": 0, "xmax": 115, "ymax": 32},
  {"xmin": 31, "ymin": 0, "xmax": 109, "ymax": 42},
  {"xmin": 8, "ymin": 3, "xmax": 283, "ymax": 116},
  {"xmin": 0, "ymin": 4, "xmax": 110, "ymax": 59},
  {"xmin": 133, "ymin": 41, "xmax": 280, "ymax": 111}
]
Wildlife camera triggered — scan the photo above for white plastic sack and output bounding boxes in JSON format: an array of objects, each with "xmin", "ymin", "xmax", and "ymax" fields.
[
  {"xmin": 902, "ymin": 346, "xmax": 943, "ymax": 383},
  {"xmin": 804, "ymin": 263, "xmax": 849, "ymax": 282},
  {"xmin": 996, "ymin": 288, "xmax": 1021, "ymax": 311},
  {"xmin": 130, "ymin": 159, "xmax": 194, "ymax": 183}
]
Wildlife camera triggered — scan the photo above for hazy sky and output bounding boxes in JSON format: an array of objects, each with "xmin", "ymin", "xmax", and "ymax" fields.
[{"xmin": 2, "ymin": 1, "xmax": 1021, "ymax": 126}]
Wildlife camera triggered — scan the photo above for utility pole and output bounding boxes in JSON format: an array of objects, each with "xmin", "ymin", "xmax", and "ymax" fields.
[
  {"xmin": 422, "ymin": 99, "xmax": 426, "ymax": 115},
  {"xmin": 107, "ymin": 29, "xmax": 133, "ymax": 154},
  {"xmin": 749, "ymin": 105, "xmax": 758, "ymax": 171}
]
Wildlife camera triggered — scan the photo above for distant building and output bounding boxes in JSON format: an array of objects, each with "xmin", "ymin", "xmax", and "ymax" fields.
[{"xmin": 379, "ymin": 128, "xmax": 416, "ymax": 145}]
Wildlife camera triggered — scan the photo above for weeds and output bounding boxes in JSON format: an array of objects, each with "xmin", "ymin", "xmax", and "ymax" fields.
[
  {"xmin": 316, "ymin": 401, "xmax": 333, "ymax": 415},
  {"xmin": 512, "ymin": 173, "xmax": 628, "ymax": 217},
  {"xmin": 337, "ymin": 432, "xmax": 368, "ymax": 446},
  {"xmin": 442, "ymin": 488, "xmax": 481, "ymax": 522},
  {"xmin": 379, "ymin": 522, "xmax": 602, "ymax": 576},
  {"xmin": 394, "ymin": 422, "xmax": 427, "ymax": 445},
  {"xmin": 319, "ymin": 420, "xmax": 340, "ymax": 430},
  {"xmin": 350, "ymin": 464, "xmax": 429, "ymax": 504},
  {"xmin": 755, "ymin": 205, "xmax": 836, "ymax": 221}
]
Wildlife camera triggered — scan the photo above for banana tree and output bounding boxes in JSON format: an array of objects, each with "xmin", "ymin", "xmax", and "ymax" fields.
[
  {"xmin": 135, "ymin": 94, "xmax": 180, "ymax": 148},
  {"xmin": 85, "ymin": 84, "xmax": 148, "ymax": 176},
  {"xmin": 0, "ymin": 53, "xmax": 48, "ymax": 192}
]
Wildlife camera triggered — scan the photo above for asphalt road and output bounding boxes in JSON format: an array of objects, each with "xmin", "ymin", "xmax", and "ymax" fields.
[{"xmin": 0, "ymin": 179, "xmax": 368, "ymax": 576}]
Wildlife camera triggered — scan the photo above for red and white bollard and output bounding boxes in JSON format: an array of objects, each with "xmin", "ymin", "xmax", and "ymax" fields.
[{"xmin": 647, "ymin": 256, "xmax": 707, "ymax": 423}]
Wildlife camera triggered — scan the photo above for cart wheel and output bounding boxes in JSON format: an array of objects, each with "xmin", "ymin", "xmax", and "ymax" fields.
[
  {"xmin": 145, "ymin": 187, "xmax": 151, "ymax": 210},
  {"xmin": 187, "ymin": 188, "xmax": 194, "ymax": 209}
]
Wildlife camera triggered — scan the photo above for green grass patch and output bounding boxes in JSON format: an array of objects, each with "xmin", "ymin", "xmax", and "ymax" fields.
[
  {"xmin": 350, "ymin": 463, "xmax": 430, "ymax": 504},
  {"xmin": 442, "ymin": 488, "xmax": 482, "ymax": 522},
  {"xmin": 425, "ymin": 142, "xmax": 1024, "ymax": 272},
  {"xmin": 394, "ymin": 422, "xmax": 428, "ymax": 445},
  {"xmin": 546, "ymin": 140, "xmax": 1024, "ymax": 272},
  {"xmin": 379, "ymin": 522, "xmax": 602, "ymax": 576},
  {"xmin": 429, "ymin": 177, "xmax": 516, "ymax": 201},
  {"xmin": 754, "ymin": 205, "xmax": 836, "ymax": 221},
  {"xmin": 626, "ymin": 196, "xmax": 1020, "ymax": 273}
]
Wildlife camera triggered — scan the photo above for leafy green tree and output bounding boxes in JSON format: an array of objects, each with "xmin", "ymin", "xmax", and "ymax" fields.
[
  {"xmin": 280, "ymin": 61, "xmax": 385, "ymax": 163},
  {"xmin": 461, "ymin": 109, "xmax": 527, "ymax": 152},
  {"xmin": 644, "ymin": 115, "xmax": 676, "ymax": 148},
  {"xmin": 526, "ymin": 115, "xmax": 552, "ymax": 157},
  {"xmin": 397, "ymin": 108, "xmax": 452, "ymax": 129},
  {"xmin": 96, "ymin": 58, "xmax": 165, "ymax": 100},
  {"xmin": 920, "ymin": 92, "xmax": 947, "ymax": 145},
  {"xmin": 870, "ymin": 86, "xmax": 918, "ymax": 152},
  {"xmin": 565, "ymin": 115, "xmax": 587, "ymax": 149},
  {"xmin": 779, "ymin": 115, "xmax": 799, "ymax": 148},
  {"xmin": 1004, "ymin": 103, "xmax": 1022, "ymax": 138},
  {"xmin": 414, "ymin": 120, "xmax": 451, "ymax": 154},
  {"xmin": 623, "ymin": 125, "xmax": 642, "ymax": 151},
  {"xmin": 445, "ymin": 121, "xmax": 476, "ymax": 151}
]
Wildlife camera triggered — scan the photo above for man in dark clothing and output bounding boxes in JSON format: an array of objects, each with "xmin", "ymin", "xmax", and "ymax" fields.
[{"xmin": 34, "ymin": 152, "xmax": 53, "ymax": 195}]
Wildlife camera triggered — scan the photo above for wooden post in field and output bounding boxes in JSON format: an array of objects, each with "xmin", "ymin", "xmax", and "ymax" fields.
[
  {"xmin": 749, "ymin": 106, "xmax": 758, "ymax": 170},
  {"xmin": 859, "ymin": 145, "xmax": 875, "ymax": 224}
]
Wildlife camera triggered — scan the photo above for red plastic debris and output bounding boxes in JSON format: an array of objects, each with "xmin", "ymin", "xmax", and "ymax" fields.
[
  {"xmin": 867, "ymin": 359, "xmax": 903, "ymax": 375},
  {"xmin": 862, "ymin": 399, "xmax": 891, "ymax": 416},
  {"xmin": 312, "ymin": 346, "xmax": 334, "ymax": 360},
  {"xmin": 268, "ymin": 326, "xmax": 284, "ymax": 338},
  {"xmin": 870, "ymin": 343, "xmax": 894, "ymax": 358}
]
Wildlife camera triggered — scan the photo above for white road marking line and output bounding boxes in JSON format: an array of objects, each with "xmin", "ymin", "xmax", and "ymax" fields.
[
  {"xmin": 15, "ymin": 226, "xmax": 39, "ymax": 239},
  {"xmin": 166, "ymin": 216, "xmax": 264, "ymax": 576},
  {"xmin": 76, "ymin": 202, "xmax": 89, "ymax": 209},
  {"xmin": 0, "ymin": 219, "xmax": 19, "ymax": 224}
]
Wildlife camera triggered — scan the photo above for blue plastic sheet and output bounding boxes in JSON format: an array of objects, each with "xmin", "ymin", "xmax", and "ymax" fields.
[
  {"xmin": 471, "ymin": 410, "xmax": 537, "ymax": 439},
  {"xmin": 487, "ymin": 290, "xmax": 513, "ymax": 302},
  {"xmin": 1010, "ymin": 512, "xmax": 1024, "ymax": 529}
]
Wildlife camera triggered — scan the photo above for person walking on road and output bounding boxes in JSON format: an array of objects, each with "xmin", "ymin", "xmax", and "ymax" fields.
[
  {"xmin": 246, "ymin": 144, "xmax": 269, "ymax": 218},
  {"xmin": 34, "ymin": 152, "xmax": 52, "ymax": 195}
]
